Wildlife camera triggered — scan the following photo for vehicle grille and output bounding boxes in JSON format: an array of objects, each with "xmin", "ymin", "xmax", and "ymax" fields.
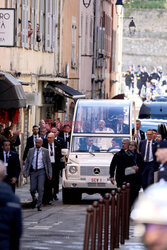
[{"xmin": 80, "ymin": 166, "xmax": 109, "ymax": 176}]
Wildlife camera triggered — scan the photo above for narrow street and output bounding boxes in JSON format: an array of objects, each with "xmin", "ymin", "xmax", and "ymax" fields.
[{"xmin": 17, "ymin": 185, "xmax": 145, "ymax": 250}]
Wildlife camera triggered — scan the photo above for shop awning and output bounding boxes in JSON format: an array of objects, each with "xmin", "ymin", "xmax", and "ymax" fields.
[
  {"xmin": 49, "ymin": 82, "xmax": 85, "ymax": 99},
  {"xmin": 0, "ymin": 72, "xmax": 26, "ymax": 109}
]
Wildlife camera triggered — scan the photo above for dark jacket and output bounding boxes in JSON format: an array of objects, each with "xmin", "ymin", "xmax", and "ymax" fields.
[
  {"xmin": 139, "ymin": 140, "xmax": 157, "ymax": 162},
  {"xmin": 79, "ymin": 144, "xmax": 100, "ymax": 152},
  {"xmin": 109, "ymin": 149, "xmax": 135, "ymax": 187},
  {"xmin": 0, "ymin": 151, "xmax": 21, "ymax": 180},
  {"xmin": 55, "ymin": 136, "xmax": 66, "ymax": 149},
  {"xmin": 23, "ymin": 135, "xmax": 35, "ymax": 161},
  {"xmin": 126, "ymin": 150, "xmax": 143, "ymax": 190},
  {"xmin": 132, "ymin": 128, "xmax": 145, "ymax": 140},
  {"xmin": 139, "ymin": 140, "xmax": 158, "ymax": 171},
  {"xmin": 43, "ymin": 140, "xmax": 62, "ymax": 164},
  {"xmin": 140, "ymin": 71, "xmax": 149, "ymax": 85},
  {"xmin": 0, "ymin": 181, "xmax": 22, "ymax": 250},
  {"xmin": 112, "ymin": 121, "xmax": 129, "ymax": 134}
]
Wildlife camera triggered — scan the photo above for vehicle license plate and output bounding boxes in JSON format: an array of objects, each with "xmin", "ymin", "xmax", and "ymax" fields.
[{"xmin": 87, "ymin": 178, "xmax": 107, "ymax": 183}]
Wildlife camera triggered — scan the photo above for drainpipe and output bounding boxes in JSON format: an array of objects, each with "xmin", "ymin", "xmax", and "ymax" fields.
[{"xmin": 92, "ymin": 0, "xmax": 98, "ymax": 99}]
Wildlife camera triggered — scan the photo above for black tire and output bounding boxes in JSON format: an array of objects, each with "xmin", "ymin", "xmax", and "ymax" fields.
[{"xmin": 62, "ymin": 187, "xmax": 82, "ymax": 204}]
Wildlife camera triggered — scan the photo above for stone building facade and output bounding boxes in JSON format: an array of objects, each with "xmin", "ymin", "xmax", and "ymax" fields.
[{"xmin": 122, "ymin": 8, "xmax": 167, "ymax": 73}]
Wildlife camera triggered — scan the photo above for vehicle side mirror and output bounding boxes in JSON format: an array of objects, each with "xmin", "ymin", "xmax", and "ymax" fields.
[{"xmin": 61, "ymin": 148, "xmax": 69, "ymax": 156}]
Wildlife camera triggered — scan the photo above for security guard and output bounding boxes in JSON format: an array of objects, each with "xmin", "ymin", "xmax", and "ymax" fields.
[
  {"xmin": 155, "ymin": 141, "xmax": 167, "ymax": 182},
  {"xmin": 131, "ymin": 182, "xmax": 167, "ymax": 250},
  {"xmin": 135, "ymin": 65, "xmax": 142, "ymax": 93}
]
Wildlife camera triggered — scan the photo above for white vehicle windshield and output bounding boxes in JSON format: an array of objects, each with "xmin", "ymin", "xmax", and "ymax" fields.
[
  {"xmin": 73, "ymin": 100, "xmax": 130, "ymax": 134},
  {"xmin": 72, "ymin": 136, "xmax": 130, "ymax": 153}
]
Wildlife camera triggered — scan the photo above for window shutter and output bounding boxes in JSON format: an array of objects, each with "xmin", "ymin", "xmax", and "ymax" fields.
[
  {"xmin": 39, "ymin": 0, "xmax": 44, "ymax": 51},
  {"xmin": 6, "ymin": 0, "xmax": 9, "ymax": 8},
  {"xmin": 45, "ymin": 0, "xmax": 51, "ymax": 52},
  {"xmin": 52, "ymin": 0, "xmax": 56, "ymax": 52},
  {"xmin": 34, "ymin": 0, "xmax": 38, "ymax": 50},
  {"xmin": 97, "ymin": 27, "xmax": 101, "ymax": 56},
  {"xmin": 30, "ymin": 0, "xmax": 34, "ymax": 49},
  {"xmin": 11, "ymin": 0, "xmax": 15, "ymax": 8},
  {"xmin": 21, "ymin": 0, "xmax": 26, "ymax": 47},
  {"xmin": 16, "ymin": 0, "xmax": 19, "ymax": 46},
  {"xmin": 101, "ymin": 27, "xmax": 105, "ymax": 54},
  {"xmin": 25, "ymin": 0, "xmax": 28, "ymax": 48}
]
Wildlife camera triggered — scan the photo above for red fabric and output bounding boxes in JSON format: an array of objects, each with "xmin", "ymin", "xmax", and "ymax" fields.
[{"xmin": 0, "ymin": 109, "xmax": 20, "ymax": 125}]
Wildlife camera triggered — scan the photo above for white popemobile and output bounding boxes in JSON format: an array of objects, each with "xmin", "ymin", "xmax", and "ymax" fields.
[{"xmin": 62, "ymin": 100, "xmax": 133, "ymax": 203}]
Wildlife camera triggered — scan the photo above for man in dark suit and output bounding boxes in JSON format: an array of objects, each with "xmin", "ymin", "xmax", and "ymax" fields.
[
  {"xmin": 132, "ymin": 120, "xmax": 145, "ymax": 144},
  {"xmin": 43, "ymin": 133, "xmax": 62, "ymax": 202},
  {"xmin": 0, "ymin": 140, "xmax": 21, "ymax": 192},
  {"xmin": 112, "ymin": 114, "xmax": 129, "ymax": 134},
  {"xmin": 139, "ymin": 129, "xmax": 158, "ymax": 189},
  {"xmin": 79, "ymin": 137, "xmax": 100, "ymax": 152},
  {"xmin": 61, "ymin": 124, "xmax": 71, "ymax": 149},
  {"xmin": 110, "ymin": 139, "xmax": 135, "ymax": 187},
  {"xmin": 51, "ymin": 127, "xmax": 66, "ymax": 149},
  {"xmin": 0, "ymin": 160, "xmax": 22, "ymax": 250},
  {"xmin": 155, "ymin": 141, "xmax": 167, "ymax": 182},
  {"xmin": 23, "ymin": 125, "xmax": 39, "ymax": 163}
]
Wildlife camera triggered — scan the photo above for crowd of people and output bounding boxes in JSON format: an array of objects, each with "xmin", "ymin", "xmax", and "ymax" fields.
[
  {"xmin": 124, "ymin": 65, "xmax": 166, "ymax": 100},
  {"xmin": 0, "ymin": 119, "xmax": 71, "ymax": 211},
  {"xmin": 110, "ymin": 119, "xmax": 167, "ymax": 208}
]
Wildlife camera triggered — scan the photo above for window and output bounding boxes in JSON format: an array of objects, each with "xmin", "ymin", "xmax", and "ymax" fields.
[
  {"xmin": 71, "ymin": 17, "xmax": 77, "ymax": 68},
  {"xmin": 45, "ymin": 0, "xmax": 51, "ymax": 52},
  {"xmin": 74, "ymin": 100, "xmax": 130, "ymax": 134},
  {"xmin": 21, "ymin": 0, "xmax": 28, "ymax": 48}
]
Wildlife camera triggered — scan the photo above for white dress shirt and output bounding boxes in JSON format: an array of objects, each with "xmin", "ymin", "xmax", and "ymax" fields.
[
  {"xmin": 48, "ymin": 143, "xmax": 55, "ymax": 163},
  {"xmin": 144, "ymin": 140, "xmax": 154, "ymax": 162},
  {"xmin": 137, "ymin": 130, "xmax": 141, "ymax": 144},
  {"xmin": 3, "ymin": 151, "xmax": 9, "ymax": 175},
  {"xmin": 32, "ymin": 148, "xmax": 44, "ymax": 170},
  {"xmin": 33, "ymin": 135, "xmax": 39, "ymax": 146}
]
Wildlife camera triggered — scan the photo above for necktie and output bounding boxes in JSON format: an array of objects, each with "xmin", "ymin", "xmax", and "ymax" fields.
[
  {"xmin": 50, "ymin": 144, "xmax": 53, "ymax": 156},
  {"xmin": 35, "ymin": 149, "xmax": 39, "ymax": 171},
  {"xmin": 146, "ymin": 142, "xmax": 150, "ymax": 162},
  {"xmin": 6, "ymin": 152, "xmax": 9, "ymax": 163}
]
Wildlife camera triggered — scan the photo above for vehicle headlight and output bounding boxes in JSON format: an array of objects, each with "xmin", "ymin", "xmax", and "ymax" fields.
[{"xmin": 69, "ymin": 165, "xmax": 78, "ymax": 174}]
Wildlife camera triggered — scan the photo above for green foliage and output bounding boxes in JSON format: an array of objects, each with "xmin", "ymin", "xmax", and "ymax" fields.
[{"xmin": 124, "ymin": 0, "xmax": 167, "ymax": 9}]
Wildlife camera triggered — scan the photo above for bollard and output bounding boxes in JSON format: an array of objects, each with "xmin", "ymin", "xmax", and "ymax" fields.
[
  {"xmin": 104, "ymin": 193, "xmax": 110, "ymax": 250},
  {"xmin": 115, "ymin": 188, "xmax": 121, "ymax": 248},
  {"xmin": 83, "ymin": 206, "xmax": 93, "ymax": 250},
  {"xmin": 110, "ymin": 190, "xmax": 116, "ymax": 250},
  {"xmin": 97, "ymin": 199, "xmax": 104, "ymax": 250},
  {"xmin": 120, "ymin": 185, "xmax": 126, "ymax": 245},
  {"xmin": 91, "ymin": 201, "xmax": 99, "ymax": 250},
  {"xmin": 125, "ymin": 183, "xmax": 130, "ymax": 240}
]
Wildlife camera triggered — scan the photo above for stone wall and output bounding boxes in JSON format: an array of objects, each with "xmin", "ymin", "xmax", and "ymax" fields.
[{"xmin": 122, "ymin": 8, "xmax": 167, "ymax": 73}]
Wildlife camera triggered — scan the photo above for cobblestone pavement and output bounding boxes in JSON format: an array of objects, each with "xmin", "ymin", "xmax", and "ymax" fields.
[{"xmin": 16, "ymin": 184, "xmax": 145, "ymax": 250}]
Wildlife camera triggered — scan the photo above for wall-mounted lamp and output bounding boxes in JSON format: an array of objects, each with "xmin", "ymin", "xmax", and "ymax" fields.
[
  {"xmin": 129, "ymin": 19, "xmax": 136, "ymax": 34},
  {"xmin": 116, "ymin": 0, "xmax": 123, "ymax": 15},
  {"xmin": 83, "ymin": 0, "xmax": 91, "ymax": 8}
]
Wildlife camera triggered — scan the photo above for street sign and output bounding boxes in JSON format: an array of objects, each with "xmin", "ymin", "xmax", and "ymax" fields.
[{"xmin": 0, "ymin": 9, "xmax": 15, "ymax": 47}]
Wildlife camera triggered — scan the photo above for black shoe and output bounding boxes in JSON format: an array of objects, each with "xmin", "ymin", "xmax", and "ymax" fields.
[
  {"xmin": 37, "ymin": 206, "xmax": 42, "ymax": 211},
  {"xmin": 32, "ymin": 198, "xmax": 37, "ymax": 208},
  {"xmin": 54, "ymin": 195, "xmax": 58, "ymax": 201}
]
